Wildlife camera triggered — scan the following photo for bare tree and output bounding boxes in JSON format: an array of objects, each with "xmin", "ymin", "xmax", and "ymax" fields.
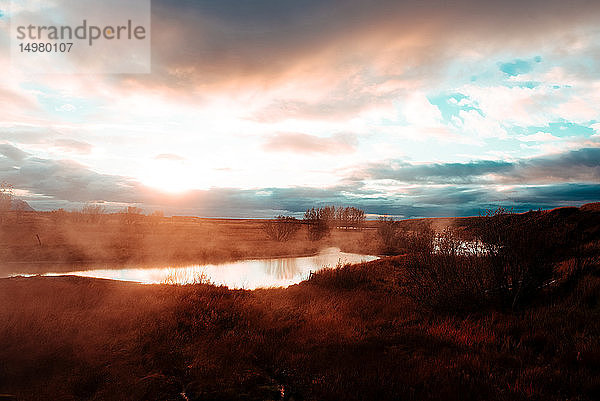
[
  {"xmin": 304, "ymin": 205, "xmax": 367, "ymax": 240},
  {"xmin": 151, "ymin": 210, "xmax": 164, "ymax": 218},
  {"xmin": 122, "ymin": 206, "xmax": 144, "ymax": 226},
  {"xmin": 263, "ymin": 216, "xmax": 301, "ymax": 241},
  {"xmin": 81, "ymin": 203, "xmax": 106, "ymax": 223},
  {"xmin": 304, "ymin": 207, "xmax": 332, "ymax": 241},
  {"xmin": 148, "ymin": 210, "xmax": 165, "ymax": 231},
  {"xmin": 343, "ymin": 207, "xmax": 365, "ymax": 230}
]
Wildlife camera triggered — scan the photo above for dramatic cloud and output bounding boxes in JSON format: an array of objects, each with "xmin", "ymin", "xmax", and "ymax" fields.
[
  {"xmin": 359, "ymin": 148, "xmax": 600, "ymax": 185},
  {"xmin": 147, "ymin": 0, "xmax": 600, "ymax": 86},
  {"xmin": 1, "ymin": 143, "xmax": 597, "ymax": 217},
  {"xmin": 1, "ymin": 1, "xmax": 599, "ymax": 216}
]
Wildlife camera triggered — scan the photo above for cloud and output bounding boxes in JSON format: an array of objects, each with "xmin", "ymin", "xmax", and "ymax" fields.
[
  {"xmin": 155, "ymin": 153, "xmax": 186, "ymax": 161},
  {"xmin": 1, "ymin": 143, "xmax": 597, "ymax": 218},
  {"xmin": 517, "ymin": 132, "xmax": 561, "ymax": 142},
  {"xmin": 55, "ymin": 104, "xmax": 76, "ymax": 112},
  {"xmin": 359, "ymin": 160, "xmax": 513, "ymax": 184},
  {"xmin": 141, "ymin": 0, "xmax": 600, "ymax": 92},
  {"xmin": 0, "ymin": 126, "xmax": 59, "ymax": 145},
  {"xmin": 2, "ymin": 1, "xmax": 600, "ymax": 218},
  {"xmin": 54, "ymin": 139, "xmax": 93, "ymax": 154},
  {"xmin": 0, "ymin": 143, "xmax": 29, "ymax": 161},
  {"xmin": 1, "ymin": 157, "xmax": 142, "ymax": 204},
  {"xmin": 252, "ymin": 91, "xmax": 399, "ymax": 123},
  {"xmin": 509, "ymin": 147, "xmax": 600, "ymax": 183},
  {"xmin": 357, "ymin": 148, "xmax": 600, "ymax": 185},
  {"xmin": 263, "ymin": 133, "xmax": 357, "ymax": 154}
]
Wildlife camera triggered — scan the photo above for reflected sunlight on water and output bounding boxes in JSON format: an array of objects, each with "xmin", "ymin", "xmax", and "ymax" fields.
[{"xmin": 35, "ymin": 248, "xmax": 378, "ymax": 289}]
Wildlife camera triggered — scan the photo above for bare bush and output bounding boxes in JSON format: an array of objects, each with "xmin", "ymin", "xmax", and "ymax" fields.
[
  {"xmin": 335, "ymin": 207, "xmax": 366, "ymax": 230},
  {"xmin": 80, "ymin": 203, "xmax": 106, "ymax": 223},
  {"xmin": 263, "ymin": 216, "xmax": 301, "ymax": 241},
  {"xmin": 401, "ymin": 227, "xmax": 492, "ymax": 312},
  {"xmin": 475, "ymin": 208, "xmax": 567, "ymax": 308},
  {"xmin": 377, "ymin": 217, "xmax": 400, "ymax": 253},
  {"xmin": 151, "ymin": 210, "xmax": 164, "ymax": 218},
  {"xmin": 304, "ymin": 207, "xmax": 333, "ymax": 241},
  {"xmin": 303, "ymin": 205, "xmax": 366, "ymax": 240},
  {"xmin": 377, "ymin": 217, "xmax": 435, "ymax": 255},
  {"xmin": 147, "ymin": 210, "xmax": 165, "ymax": 231},
  {"xmin": 122, "ymin": 206, "xmax": 144, "ymax": 226},
  {"xmin": 401, "ymin": 209, "xmax": 573, "ymax": 312}
]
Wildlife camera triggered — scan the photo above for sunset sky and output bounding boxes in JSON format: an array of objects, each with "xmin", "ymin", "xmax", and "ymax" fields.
[{"xmin": 1, "ymin": 0, "xmax": 599, "ymax": 217}]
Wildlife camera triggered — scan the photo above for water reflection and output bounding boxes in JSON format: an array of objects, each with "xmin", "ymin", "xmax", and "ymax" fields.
[
  {"xmin": 263, "ymin": 258, "xmax": 301, "ymax": 280},
  {"xmin": 37, "ymin": 248, "xmax": 378, "ymax": 289}
]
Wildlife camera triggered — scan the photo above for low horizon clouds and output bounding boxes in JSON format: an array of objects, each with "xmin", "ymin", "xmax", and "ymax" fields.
[{"xmin": 2, "ymin": 142, "xmax": 598, "ymax": 217}]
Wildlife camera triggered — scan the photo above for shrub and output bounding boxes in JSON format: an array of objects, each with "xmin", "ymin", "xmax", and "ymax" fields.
[
  {"xmin": 303, "ymin": 206, "xmax": 367, "ymax": 240},
  {"xmin": 377, "ymin": 217, "xmax": 400, "ymax": 254},
  {"xmin": 304, "ymin": 207, "xmax": 334, "ymax": 241},
  {"xmin": 377, "ymin": 217, "xmax": 436, "ymax": 255},
  {"xmin": 400, "ymin": 209, "xmax": 575, "ymax": 312},
  {"xmin": 335, "ymin": 207, "xmax": 366, "ymax": 230},
  {"xmin": 263, "ymin": 216, "xmax": 301, "ymax": 241},
  {"xmin": 80, "ymin": 203, "xmax": 106, "ymax": 223},
  {"xmin": 400, "ymin": 227, "xmax": 492, "ymax": 312},
  {"xmin": 121, "ymin": 206, "xmax": 143, "ymax": 226},
  {"xmin": 474, "ymin": 208, "xmax": 567, "ymax": 308}
]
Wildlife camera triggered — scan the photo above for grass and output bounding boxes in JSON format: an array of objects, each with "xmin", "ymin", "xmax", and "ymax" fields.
[
  {"xmin": 1, "ymin": 264, "xmax": 598, "ymax": 400},
  {"xmin": 0, "ymin": 204, "xmax": 599, "ymax": 400},
  {"xmin": 0, "ymin": 211, "xmax": 380, "ymax": 276}
]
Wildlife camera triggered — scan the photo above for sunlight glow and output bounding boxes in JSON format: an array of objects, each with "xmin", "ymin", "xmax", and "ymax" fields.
[{"xmin": 138, "ymin": 163, "xmax": 201, "ymax": 193}]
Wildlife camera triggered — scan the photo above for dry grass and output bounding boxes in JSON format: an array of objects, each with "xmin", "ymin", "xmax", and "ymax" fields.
[
  {"xmin": 0, "ymin": 212, "xmax": 379, "ymax": 276},
  {"xmin": 1, "ymin": 260, "xmax": 598, "ymax": 400},
  {"xmin": 1, "ymin": 205, "xmax": 599, "ymax": 400}
]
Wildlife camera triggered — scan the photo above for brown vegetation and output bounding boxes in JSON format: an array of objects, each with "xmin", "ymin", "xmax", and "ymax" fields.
[
  {"xmin": 0, "ymin": 211, "xmax": 379, "ymax": 277},
  {"xmin": 0, "ymin": 204, "xmax": 599, "ymax": 400},
  {"xmin": 262, "ymin": 216, "xmax": 302, "ymax": 242},
  {"xmin": 380, "ymin": 206, "xmax": 600, "ymax": 312},
  {"xmin": 303, "ymin": 206, "xmax": 366, "ymax": 241}
]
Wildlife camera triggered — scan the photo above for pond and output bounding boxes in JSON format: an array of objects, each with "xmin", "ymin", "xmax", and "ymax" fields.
[{"xmin": 31, "ymin": 248, "xmax": 379, "ymax": 289}]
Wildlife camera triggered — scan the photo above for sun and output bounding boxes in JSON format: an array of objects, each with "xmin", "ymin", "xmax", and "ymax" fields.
[{"xmin": 138, "ymin": 163, "xmax": 200, "ymax": 194}]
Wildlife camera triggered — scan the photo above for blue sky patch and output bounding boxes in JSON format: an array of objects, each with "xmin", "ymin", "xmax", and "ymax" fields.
[
  {"xmin": 512, "ymin": 121, "xmax": 597, "ymax": 138},
  {"xmin": 499, "ymin": 56, "xmax": 541, "ymax": 77},
  {"xmin": 19, "ymin": 82, "xmax": 100, "ymax": 123},
  {"xmin": 428, "ymin": 93, "xmax": 483, "ymax": 123},
  {"xmin": 499, "ymin": 59, "xmax": 533, "ymax": 76}
]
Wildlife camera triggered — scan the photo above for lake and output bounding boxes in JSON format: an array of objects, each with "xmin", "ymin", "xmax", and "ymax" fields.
[{"xmin": 28, "ymin": 247, "xmax": 378, "ymax": 289}]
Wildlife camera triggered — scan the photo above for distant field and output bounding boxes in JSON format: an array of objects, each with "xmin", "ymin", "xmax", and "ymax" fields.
[{"xmin": 0, "ymin": 212, "xmax": 387, "ymax": 275}]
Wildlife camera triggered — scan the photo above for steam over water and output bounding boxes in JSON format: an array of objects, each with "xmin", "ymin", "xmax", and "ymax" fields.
[{"xmin": 17, "ymin": 248, "xmax": 378, "ymax": 289}]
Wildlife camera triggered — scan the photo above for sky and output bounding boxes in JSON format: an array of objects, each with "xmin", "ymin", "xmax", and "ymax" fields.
[{"xmin": 1, "ymin": 0, "xmax": 600, "ymax": 218}]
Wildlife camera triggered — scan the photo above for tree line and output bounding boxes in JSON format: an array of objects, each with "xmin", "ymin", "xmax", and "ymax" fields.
[{"xmin": 263, "ymin": 206, "xmax": 366, "ymax": 241}]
